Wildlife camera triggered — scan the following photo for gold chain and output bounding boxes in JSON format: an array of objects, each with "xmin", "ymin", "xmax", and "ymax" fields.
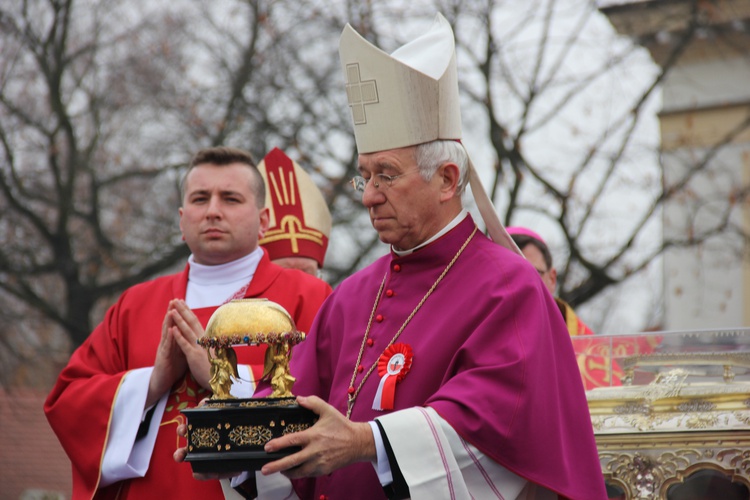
[{"xmin": 345, "ymin": 226, "xmax": 478, "ymax": 418}]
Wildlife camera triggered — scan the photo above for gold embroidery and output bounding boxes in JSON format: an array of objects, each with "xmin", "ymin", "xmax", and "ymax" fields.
[{"xmin": 228, "ymin": 425, "xmax": 274, "ymax": 446}]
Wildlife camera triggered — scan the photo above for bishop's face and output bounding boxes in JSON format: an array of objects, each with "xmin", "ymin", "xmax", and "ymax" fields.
[
  {"xmin": 179, "ymin": 163, "xmax": 269, "ymax": 265},
  {"xmin": 357, "ymin": 146, "xmax": 456, "ymax": 251}
]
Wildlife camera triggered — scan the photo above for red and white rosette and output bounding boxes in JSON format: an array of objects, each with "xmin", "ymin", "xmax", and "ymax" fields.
[{"xmin": 372, "ymin": 343, "xmax": 413, "ymax": 411}]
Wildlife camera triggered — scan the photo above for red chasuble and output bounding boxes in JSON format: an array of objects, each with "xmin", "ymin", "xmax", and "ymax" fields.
[
  {"xmin": 286, "ymin": 215, "xmax": 606, "ymax": 500},
  {"xmin": 45, "ymin": 250, "xmax": 331, "ymax": 500}
]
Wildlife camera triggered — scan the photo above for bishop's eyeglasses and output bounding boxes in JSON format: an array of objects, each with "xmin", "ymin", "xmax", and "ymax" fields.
[{"xmin": 350, "ymin": 170, "xmax": 418, "ymax": 194}]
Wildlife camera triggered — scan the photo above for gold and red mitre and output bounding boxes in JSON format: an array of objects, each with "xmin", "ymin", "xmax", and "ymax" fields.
[{"xmin": 258, "ymin": 148, "xmax": 331, "ymax": 268}]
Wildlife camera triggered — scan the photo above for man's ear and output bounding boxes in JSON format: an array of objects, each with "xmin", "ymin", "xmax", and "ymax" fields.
[
  {"xmin": 258, "ymin": 207, "xmax": 270, "ymax": 238},
  {"xmin": 178, "ymin": 207, "xmax": 185, "ymax": 237},
  {"xmin": 438, "ymin": 163, "xmax": 460, "ymax": 202},
  {"xmin": 548, "ymin": 267, "xmax": 558, "ymax": 293}
]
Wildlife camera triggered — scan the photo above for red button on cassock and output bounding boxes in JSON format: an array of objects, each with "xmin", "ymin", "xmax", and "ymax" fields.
[
  {"xmin": 376, "ymin": 314, "xmax": 384, "ymax": 322},
  {"xmin": 367, "ymin": 338, "xmax": 374, "ymax": 347},
  {"xmin": 393, "ymin": 264, "xmax": 401, "ymax": 272},
  {"xmin": 386, "ymin": 289, "xmax": 394, "ymax": 297}
]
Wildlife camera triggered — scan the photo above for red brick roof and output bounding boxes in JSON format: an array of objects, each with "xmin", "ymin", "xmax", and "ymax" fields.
[{"xmin": 0, "ymin": 389, "xmax": 71, "ymax": 499}]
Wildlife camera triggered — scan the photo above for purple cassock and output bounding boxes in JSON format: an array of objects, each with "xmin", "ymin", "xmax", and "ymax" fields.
[{"xmin": 287, "ymin": 215, "xmax": 606, "ymax": 500}]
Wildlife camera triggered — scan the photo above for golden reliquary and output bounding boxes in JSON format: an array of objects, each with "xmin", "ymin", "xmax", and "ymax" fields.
[
  {"xmin": 181, "ymin": 298, "xmax": 317, "ymax": 473},
  {"xmin": 573, "ymin": 328, "xmax": 750, "ymax": 499}
]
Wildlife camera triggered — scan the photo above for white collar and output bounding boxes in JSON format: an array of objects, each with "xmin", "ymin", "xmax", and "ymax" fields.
[
  {"xmin": 187, "ymin": 248, "xmax": 263, "ymax": 285},
  {"xmin": 392, "ymin": 210, "xmax": 468, "ymax": 256}
]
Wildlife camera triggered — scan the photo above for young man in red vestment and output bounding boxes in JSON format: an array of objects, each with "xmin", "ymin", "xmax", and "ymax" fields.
[
  {"xmin": 177, "ymin": 14, "xmax": 607, "ymax": 500},
  {"xmin": 44, "ymin": 146, "xmax": 332, "ymax": 499}
]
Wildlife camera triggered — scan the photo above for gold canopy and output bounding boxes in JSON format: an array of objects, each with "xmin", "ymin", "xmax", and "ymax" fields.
[{"xmin": 203, "ymin": 298, "xmax": 298, "ymax": 344}]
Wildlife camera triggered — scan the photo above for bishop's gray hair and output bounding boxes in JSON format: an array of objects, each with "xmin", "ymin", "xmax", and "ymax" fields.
[{"xmin": 414, "ymin": 140, "xmax": 469, "ymax": 195}]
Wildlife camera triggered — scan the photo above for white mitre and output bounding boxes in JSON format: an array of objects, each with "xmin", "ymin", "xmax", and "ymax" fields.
[
  {"xmin": 339, "ymin": 14, "xmax": 522, "ymax": 255},
  {"xmin": 339, "ymin": 13, "xmax": 461, "ymax": 153}
]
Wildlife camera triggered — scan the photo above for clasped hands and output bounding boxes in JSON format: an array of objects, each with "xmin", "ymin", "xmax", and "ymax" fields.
[{"xmin": 147, "ymin": 299, "xmax": 211, "ymax": 407}]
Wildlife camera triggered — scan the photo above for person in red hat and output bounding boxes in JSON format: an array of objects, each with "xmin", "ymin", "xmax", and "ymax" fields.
[
  {"xmin": 506, "ymin": 226, "xmax": 594, "ymax": 337},
  {"xmin": 257, "ymin": 148, "xmax": 332, "ymax": 278}
]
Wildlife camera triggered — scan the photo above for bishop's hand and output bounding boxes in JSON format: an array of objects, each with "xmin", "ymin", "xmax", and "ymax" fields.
[
  {"xmin": 173, "ymin": 421, "xmax": 240, "ymax": 480},
  {"xmin": 260, "ymin": 395, "xmax": 377, "ymax": 479}
]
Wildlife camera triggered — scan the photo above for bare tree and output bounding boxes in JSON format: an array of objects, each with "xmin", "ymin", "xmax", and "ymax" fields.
[
  {"xmin": 0, "ymin": 0, "xmax": 358, "ymax": 387},
  {"xmin": 1, "ymin": 0, "xmax": 748, "ymax": 387},
  {"xmin": 0, "ymin": 0, "xmax": 189, "ymax": 386},
  {"xmin": 442, "ymin": 0, "xmax": 750, "ymax": 330}
]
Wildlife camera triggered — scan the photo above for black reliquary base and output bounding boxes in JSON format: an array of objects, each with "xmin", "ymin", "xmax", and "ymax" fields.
[{"xmin": 181, "ymin": 396, "xmax": 318, "ymax": 473}]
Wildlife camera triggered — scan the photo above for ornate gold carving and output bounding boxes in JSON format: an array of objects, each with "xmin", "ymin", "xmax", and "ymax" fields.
[
  {"xmin": 685, "ymin": 413, "xmax": 719, "ymax": 429},
  {"xmin": 197, "ymin": 299, "xmax": 304, "ymax": 400},
  {"xmin": 283, "ymin": 423, "xmax": 311, "ymax": 435},
  {"xmin": 239, "ymin": 399, "xmax": 297, "ymax": 408},
  {"xmin": 202, "ymin": 402, "xmax": 228, "ymax": 408},
  {"xmin": 676, "ymin": 400, "xmax": 715, "ymax": 412},
  {"xmin": 589, "ymin": 382, "xmax": 750, "ymax": 402},
  {"xmin": 603, "ymin": 453, "xmax": 664, "ymax": 498},
  {"xmin": 614, "ymin": 402, "xmax": 651, "ymax": 415},
  {"xmin": 208, "ymin": 346, "xmax": 238, "ymax": 399},
  {"xmin": 589, "ymin": 372, "xmax": 750, "ymax": 433},
  {"xmin": 719, "ymin": 448, "xmax": 750, "ymax": 472},
  {"xmin": 589, "ymin": 331, "xmax": 750, "ymax": 497},
  {"xmin": 264, "ymin": 343, "xmax": 296, "ymax": 398},
  {"xmin": 641, "ymin": 369, "xmax": 689, "ymax": 401},
  {"xmin": 204, "ymin": 299, "xmax": 297, "ymax": 342},
  {"xmin": 598, "ymin": 434, "xmax": 750, "ymax": 498},
  {"xmin": 593, "ymin": 410, "xmax": 732, "ymax": 432},
  {"xmin": 591, "ymin": 417, "xmax": 604, "ymax": 432},
  {"xmin": 228, "ymin": 425, "xmax": 274, "ymax": 446},
  {"xmin": 724, "ymin": 364, "xmax": 735, "ymax": 382},
  {"xmin": 190, "ymin": 427, "xmax": 220, "ymax": 449},
  {"xmin": 608, "ymin": 412, "xmax": 670, "ymax": 432}
]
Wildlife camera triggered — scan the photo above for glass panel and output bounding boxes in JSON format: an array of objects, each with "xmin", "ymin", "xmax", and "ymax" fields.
[
  {"xmin": 605, "ymin": 482, "xmax": 626, "ymax": 499},
  {"xmin": 571, "ymin": 328, "xmax": 750, "ymax": 391},
  {"xmin": 666, "ymin": 469, "xmax": 749, "ymax": 500}
]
